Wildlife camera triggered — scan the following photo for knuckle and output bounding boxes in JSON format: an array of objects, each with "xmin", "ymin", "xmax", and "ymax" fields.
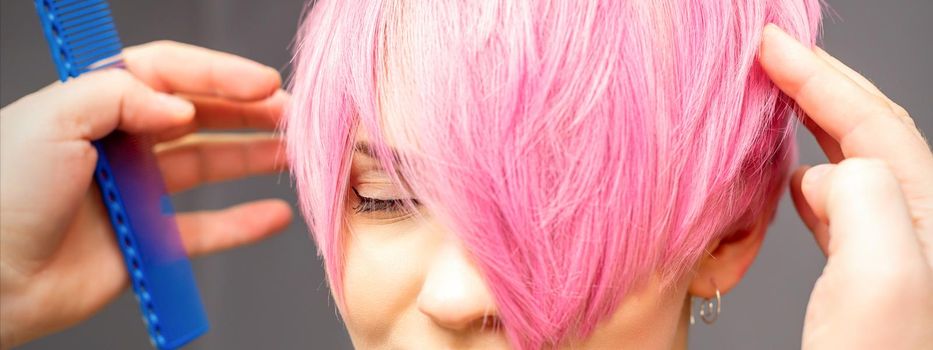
[
  {"xmin": 81, "ymin": 70, "xmax": 141, "ymax": 100},
  {"xmin": 836, "ymin": 157, "xmax": 889, "ymax": 174},
  {"xmin": 902, "ymin": 116, "xmax": 918, "ymax": 130},
  {"xmin": 137, "ymin": 40, "xmax": 181, "ymax": 52},
  {"xmin": 84, "ymin": 68, "xmax": 133, "ymax": 87},
  {"xmin": 890, "ymin": 103, "xmax": 910, "ymax": 120},
  {"xmin": 146, "ymin": 40, "xmax": 183, "ymax": 52},
  {"xmin": 864, "ymin": 96, "xmax": 895, "ymax": 119},
  {"xmin": 898, "ymin": 115, "xmax": 924, "ymax": 140},
  {"xmin": 832, "ymin": 158, "xmax": 896, "ymax": 191},
  {"xmin": 886, "ymin": 102, "xmax": 921, "ymax": 133},
  {"xmin": 75, "ymin": 141, "xmax": 99, "ymax": 165},
  {"xmin": 124, "ymin": 40, "xmax": 182, "ymax": 66}
]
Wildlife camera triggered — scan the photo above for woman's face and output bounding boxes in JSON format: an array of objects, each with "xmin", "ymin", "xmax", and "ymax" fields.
[{"xmin": 338, "ymin": 131, "xmax": 695, "ymax": 349}]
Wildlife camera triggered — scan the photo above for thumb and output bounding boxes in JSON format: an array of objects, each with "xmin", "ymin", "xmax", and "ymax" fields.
[
  {"xmin": 800, "ymin": 158, "xmax": 922, "ymax": 266},
  {"xmin": 790, "ymin": 164, "xmax": 830, "ymax": 255},
  {"xmin": 798, "ymin": 159, "xmax": 933, "ymax": 350},
  {"xmin": 29, "ymin": 69, "xmax": 194, "ymax": 141}
]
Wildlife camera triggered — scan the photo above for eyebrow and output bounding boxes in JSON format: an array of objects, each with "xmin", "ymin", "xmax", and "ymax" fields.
[
  {"xmin": 352, "ymin": 141, "xmax": 416, "ymax": 191},
  {"xmin": 353, "ymin": 142, "xmax": 377, "ymax": 158},
  {"xmin": 354, "ymin": 141, "xmax": 400, "ymax": 162}
]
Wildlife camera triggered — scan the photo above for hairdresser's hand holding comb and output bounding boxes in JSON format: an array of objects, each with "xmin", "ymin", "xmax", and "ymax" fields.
[
  {"xmin": 760, "ymin": 25, "xmax": 933, "ymax": 350},
  {"xmin": 0, "ymin": 41, "xmax": 292, "ymax": 347}
]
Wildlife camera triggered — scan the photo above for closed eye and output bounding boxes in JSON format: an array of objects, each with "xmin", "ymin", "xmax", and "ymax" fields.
[{"xmin": 351, "ymin": 187, "xmax": 420, "ymax": 214}]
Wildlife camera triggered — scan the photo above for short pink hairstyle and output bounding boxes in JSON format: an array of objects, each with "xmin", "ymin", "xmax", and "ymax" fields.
[{"xmin": 285, "ymin": 0, "xmax": 821, "ymax": 348}]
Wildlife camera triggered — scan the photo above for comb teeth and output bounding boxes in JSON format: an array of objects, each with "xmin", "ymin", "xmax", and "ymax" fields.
[{"xmin": 36, "ymin": 0, "xmax": 123, "ymax": 79}]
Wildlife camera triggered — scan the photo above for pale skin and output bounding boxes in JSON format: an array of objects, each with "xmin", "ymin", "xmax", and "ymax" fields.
[{"xmin": 1, "ymin": 24, "xmax": 931, "ymax": 349}]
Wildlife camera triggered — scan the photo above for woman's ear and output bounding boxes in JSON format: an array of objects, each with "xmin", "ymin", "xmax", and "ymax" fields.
[{"xmin": 689, "ymin": 196, "xmax": 781, "ymax": 298}]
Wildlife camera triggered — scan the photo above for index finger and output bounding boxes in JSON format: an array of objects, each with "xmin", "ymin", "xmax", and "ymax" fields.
[
  {"xmin": 123, "ymin": 41, "xmax": 281, "ymax": 101},
  {"xmin": 759, "ymin": 24, "xmax": 933, "ymax": 229}
]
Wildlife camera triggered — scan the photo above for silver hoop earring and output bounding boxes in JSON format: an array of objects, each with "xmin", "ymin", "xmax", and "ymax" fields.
[{"xmin": 690, "ymin": 280, "xmax": 721, "ymax": 325}]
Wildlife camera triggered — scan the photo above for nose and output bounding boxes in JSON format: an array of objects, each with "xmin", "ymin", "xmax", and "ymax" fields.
[{"xmin": 417, "ymin": 243, "xmax": 500, "ymax": 331}]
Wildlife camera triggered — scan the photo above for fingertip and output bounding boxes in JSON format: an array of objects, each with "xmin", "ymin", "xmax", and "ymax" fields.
[
  {"xmin": 789, "ymin": 165, "xmax": 811, "ymax": 213},
  {"xmin": 791, "ymin": 165, "xmax": 811, "ymax": 186},
  {"xmin": 790, "ymin": 165, "xmax": 831, "ymax": 255},
  {"xmin": 250, "ymin": 66, "xmax": 283, "ymax": 99},
  {"xmin": 761, "ymin": 23, "xmax": 797, "ymax": 48},
  {"xmin": 254, "ymin": 198, "xmax": 295, "ymax": 229},
  {"xmin": 275, "ymin": 200, "xmax": 295, "ymax": 223},
  {"xmin": 222, "ymin": 60, "xmax": 282, "ymax": 100},
  {"xmin": 155, "ymin": 93, "xmax": 196, "ymax": 121},
  {"xmin": 759, "ymin": 23, "xmax": 813, "ymax": 84},
  {"xmin": 265, "ymin": 67, "xmax": 283, "ymax": 91},
  {"xmin": 264, "ymin": 197, "xmax": 293, "ymax": 213},
  {"xmin": 271, "ymin": 141, "xmax": 290, "ymax": 172},
  {"xmin": 801, "ymin": 164, "xmax": 834, "ymax": 196},
  {"xmin": 799, "ymin": 164, "xmax": 834, "ymax": 220},
  {"xmin": 256, "ymin": 89, "xmax": 290, "ymax": 126},
  {"xmin": 759, "ymin": 25, "xmax": 786, "ymax": 80},
  {"xmin": 789, "ymin": 165, "xmax": 810, "ymax": 204},
  {"xmin": 759, "ymin": 23, "xmax": 786, "ymax": 57},
  {"xmin": 269, "ymin": 89, "xmax": 291, "ymax": 104},
  {"xmin": 762, "ymin": 23, "xmax": 783, "ymax": 40},
  {"xmin": 121, "ymin": 92, "xmax": 194, "ymax": 134}
]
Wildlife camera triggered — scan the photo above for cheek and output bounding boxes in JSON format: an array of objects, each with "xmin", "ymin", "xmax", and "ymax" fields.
[
  {"xmin": 341, "ymin": 218, "xmax": 439, "ymax": 341},
  {"xmin": 567, "ymin": 274, "xmax": 690, "ymax": 349}
]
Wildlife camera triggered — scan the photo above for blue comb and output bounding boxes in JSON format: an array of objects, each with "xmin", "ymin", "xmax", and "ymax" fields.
[{"xmin": 33, "ymin": 0, "xmax": 209, "ymax": 348}]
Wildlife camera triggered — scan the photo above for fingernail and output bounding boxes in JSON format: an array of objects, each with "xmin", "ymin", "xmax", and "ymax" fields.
[
  {"xmin": 763, "ymin": 23, "xmax": 781, "ymax": 34},
  {"xmin": 266, "ymin": 66, "xmax": 282, "ymax": 83},
  {"xmin": 801, "ymin": 164, "xmax": 834, "ymax": 193},
  {"xmin": 763, "ymin": 23, "xmax": 803, "ymax": 49},
  {"xmin": 156, "ymin": 93, "xmax": 194, "ymax": 119}
]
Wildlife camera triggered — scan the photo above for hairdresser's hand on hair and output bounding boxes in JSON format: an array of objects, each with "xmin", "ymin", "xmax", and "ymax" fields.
[
  {"xmin": 0, "ymin": 41, "xmax": 292, "ymax": 348},
  {"xmin": 760, "ymin": 25, "xmax": 933, "ymax": 350}
]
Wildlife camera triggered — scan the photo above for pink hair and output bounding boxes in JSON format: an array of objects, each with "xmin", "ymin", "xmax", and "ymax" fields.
[{"xmin": 285, "ymin": 0, "xmax": 821, "ymax": 348}]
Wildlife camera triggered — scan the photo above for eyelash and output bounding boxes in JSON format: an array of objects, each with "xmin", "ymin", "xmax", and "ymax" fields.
[{"xmin": 351, "ymin": 187, "xmax": 419, "ymax": 213}]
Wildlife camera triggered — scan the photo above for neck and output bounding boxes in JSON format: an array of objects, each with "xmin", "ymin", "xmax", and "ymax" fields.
[{"xmin": 671, "ymin": 295, "xmax": 691, "ymax": 350}]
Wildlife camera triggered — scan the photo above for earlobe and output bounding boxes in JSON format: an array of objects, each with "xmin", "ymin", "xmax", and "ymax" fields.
[{"xmin": 688, "ymin": 201, "xmax": 778, "ymax": 298}]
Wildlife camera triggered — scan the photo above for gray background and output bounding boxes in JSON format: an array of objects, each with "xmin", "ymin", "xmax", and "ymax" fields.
[{"xmin": 1, "ymin": 1, "xmax": 930, "ymax": 349}]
